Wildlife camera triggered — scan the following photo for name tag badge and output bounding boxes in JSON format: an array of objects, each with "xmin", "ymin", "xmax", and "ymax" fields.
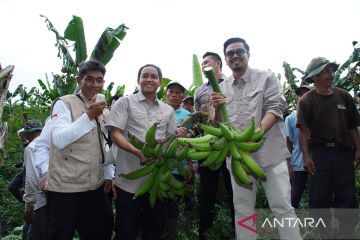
[{"xmin": 337, "ymin": 104, "xmax": 346, "ymax": 110}]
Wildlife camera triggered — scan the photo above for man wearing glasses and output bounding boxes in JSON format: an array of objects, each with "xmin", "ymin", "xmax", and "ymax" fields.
[{"xmin": 209, "ymin": 38, "xmax": 301, "ymax": 240}]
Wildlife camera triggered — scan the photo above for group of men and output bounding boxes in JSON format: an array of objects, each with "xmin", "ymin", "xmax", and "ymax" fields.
[{"xmin": 14, "ymin": 36, "xmax": 360, "ymax": 240}]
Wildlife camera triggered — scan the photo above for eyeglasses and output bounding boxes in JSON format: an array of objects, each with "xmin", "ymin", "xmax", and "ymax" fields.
[{"xmin": 225, "ymin": 48, "xmax": 247, "ymax": 58}]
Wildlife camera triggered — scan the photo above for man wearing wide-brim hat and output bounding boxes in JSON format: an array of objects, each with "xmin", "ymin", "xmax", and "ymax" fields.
[{"xmin": 297, "ymin": 56, "xmax": 360, "ymax": 238}]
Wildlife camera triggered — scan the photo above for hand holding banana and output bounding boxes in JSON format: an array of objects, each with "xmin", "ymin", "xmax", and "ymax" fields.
[{"xmin": 120, "ymin": 125, "xmax": 191, "ymax": 207}]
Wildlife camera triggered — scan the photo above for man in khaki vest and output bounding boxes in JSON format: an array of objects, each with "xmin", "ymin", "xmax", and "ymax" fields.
[{"xmin": 46, "ymin": 60, "xmax": 112, "ymax": 240}]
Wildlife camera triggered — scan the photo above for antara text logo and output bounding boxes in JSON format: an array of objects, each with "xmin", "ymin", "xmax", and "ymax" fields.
[{"xmin": 237, "ymin": 213, "xmax": 326, "ymax": 233}]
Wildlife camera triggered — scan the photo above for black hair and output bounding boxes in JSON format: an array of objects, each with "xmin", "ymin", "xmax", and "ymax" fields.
[
  {"xmin": 223, "ymin": 37, "xmax": 250, "ymax": 55},
  {"xmin": 137, "ymin": 64, "xmax": 162, "ymax": 80},
  {"xmin": 78, "ymin": 60, "xmax": 106, "ymax": 79},
  {"xmin": 202, "ymin": 52, "xmax": 223, "ymax": 69}
]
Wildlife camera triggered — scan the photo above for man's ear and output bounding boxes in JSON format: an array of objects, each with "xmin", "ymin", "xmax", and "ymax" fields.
[{"xmin": 76, "ymin": 76, "xmax": 82, "ymax": 85}]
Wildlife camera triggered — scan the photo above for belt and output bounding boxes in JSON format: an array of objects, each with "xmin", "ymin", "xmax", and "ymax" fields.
[{"xmin": 310, "ymin": 142, "xmax": 341, "ymax": 148}]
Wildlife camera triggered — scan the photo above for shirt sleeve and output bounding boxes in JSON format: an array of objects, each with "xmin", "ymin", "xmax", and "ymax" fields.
[
  {"xmin": 167, "ymin": 109, "xmax": 177, "ymax": 136},
  {"xmin": 105, "ymin": 97, "xmax": 129, "ymax": 131},
  {"xmin": 296, "ymin": 100, "xmax": 309, "ymax": 128},
  {"xmin": 35, "ymin": 118, "xmax": 51, "ymax": 176},
  {"xmin": 51, "ymin": 100, "xmax": 96, "ymax": 150},
  {"xmin": 23, "ymin": 145, "xmax": 37, "ymax": 212},
  {"xmin": 284, "ymin": 115, "xmax": 294, "ymax": 142},
  {"xmin": 263, "ymin": 72, "xmax": 286, "ymax": 120},
  {"xmin": 194, "ymin": 87, "xmax": 202, "ymax": 111}
]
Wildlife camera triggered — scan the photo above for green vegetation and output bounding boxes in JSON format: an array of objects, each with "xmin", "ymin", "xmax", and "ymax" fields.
[{"xmin": 1, "ymin": 14, "xmax": 360, "ymax": 239}]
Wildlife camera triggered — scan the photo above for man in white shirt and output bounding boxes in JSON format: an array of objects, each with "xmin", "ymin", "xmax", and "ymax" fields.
[
  {"xmin": 22, "ymin": 119, "xmax": 45, "ymax": 240},
  {"xmin": 46, "ymin": 60, "xmax": 112, "ymax": 240}
]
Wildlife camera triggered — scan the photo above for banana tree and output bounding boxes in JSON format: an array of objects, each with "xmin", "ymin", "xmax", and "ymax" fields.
[
  {"xmin": 39, "ymin": 15, "xmax": 128, "ymax": 104},
  {"xmin": 333, "ymin": 41, "xmax": 360, "ymax": 95},
  {"xmin": 0, "ymin": 65, "xmax": 14, "ymax": 160},
  {"xmin": 282, "ymin": 62, "xmax": 306, "ymax": 112}
]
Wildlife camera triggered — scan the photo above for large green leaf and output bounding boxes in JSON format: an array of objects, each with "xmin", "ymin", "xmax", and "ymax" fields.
[
  {"xmin": 192, "ymin": 54, "xmax": 203, "ymax": 88},
  {"xmin": 157, "ymin": 77, "xmax": 171, "ymax": 101},
  {"xmin": 64, "ymin": 15, "xmax": 87, "ymax": 65},
  {"xmin": 90, "ymin": 24, "xmax": 129, "ymax": 65},
  {"xmin": 40, "ymin": 15, "xmax": 75, "ymax": 71}
]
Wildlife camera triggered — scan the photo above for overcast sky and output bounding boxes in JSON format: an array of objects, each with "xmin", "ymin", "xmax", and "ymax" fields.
[{"xmin": 1, "ymin": 0, "xmax": 359, "ymax": 95}]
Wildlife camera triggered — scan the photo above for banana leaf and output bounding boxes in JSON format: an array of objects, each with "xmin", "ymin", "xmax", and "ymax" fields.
[
  {"xmin": 40, "ymin": 15, "xmax": 75, "ymax": 71},
  {"xmin": 103, "ymin": 82, "xmax": 114, "ymax": 106},
  {"xmin": 191, "ymin": 54, "xmax": 203, "ymax": 89},
  {"xmin": 115, "ymin": 84, "xmax": 126, "ymax": 97},
  {"xmin": 90, "ymin": 24, "xmax": 129, "ymax": 65},
  {"xmin": 64, "ymin": 15, "xmax": 87, "ymax": 65},
  {"xmin": 157, "ymin": 77, "xmax": 171, "ymax": 101}
]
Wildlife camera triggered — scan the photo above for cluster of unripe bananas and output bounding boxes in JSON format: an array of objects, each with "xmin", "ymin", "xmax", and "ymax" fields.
[
  {"xmin": 121, "ymin": 118, "xmax": 267, "ymax": 206},
  {"xmin": 120, "ymin": 123, "xmax": 191, "ymax": 207},
  {"xmin": 177, "ymin": 119, "xmax": 267, "ymax": 186}
]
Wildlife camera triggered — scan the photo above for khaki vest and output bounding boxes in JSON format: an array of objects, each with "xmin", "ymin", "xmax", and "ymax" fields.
[{"xmin": 46, "ymin": 94, "xmax": 107, "ymax": 192}]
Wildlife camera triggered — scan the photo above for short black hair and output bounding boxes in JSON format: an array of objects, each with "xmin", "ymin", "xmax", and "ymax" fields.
[
  {"xmin": 78, "ymin": 60, "xmax": 106, "ymax": 79},
  {"xmin": 223, "ymin": 37, "xmax": 250, "ymax": 55},
  {"xmin": 357, "ymin": 92, "xmax": 360, "ymax": 97},
  {"xmin": 202, "ymin": 52, "xmax": 222, "ymax": 69},
  {"xmin": 137, "ymin": 64, "xmax": 162, "ymax": 80}
]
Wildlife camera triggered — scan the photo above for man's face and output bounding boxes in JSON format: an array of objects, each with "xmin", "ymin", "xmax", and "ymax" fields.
[
  {"xmin": 137, "ymin": 66, "xmax": 162, "ymax": 95},
  {"xmin": 166, "ymin": 86, "xmax": 184, "ymax": 108},
  {"xmin": 182, "ymin": 99, "xmax": 194, "ymax": 113},
  {"xmin": 202, "ymin": 56, "xmax": 221, "ymax": 75},
  {"xmin": 225, "ymin": 42, "xmax": 249, "ymax": 73},
  {"xmin": 297, "ymin": 88, "xmax": 310, "ymax": 100},
  {"xmin": 77, "ymin": 71, "xmax": 105, "ymax": 100},
  {"xmin": 311, "ymin": 65, "xmax": 335, "ymax": 88}
]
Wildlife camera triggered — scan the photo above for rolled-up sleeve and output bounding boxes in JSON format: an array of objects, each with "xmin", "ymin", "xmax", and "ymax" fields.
[
  {"xmin": 105, "ymin": 98, "xmax": 128, "ymax": 131},
  {"xmin": 263, "ymin": 72, "xmax": 286, "ymax": 120}
]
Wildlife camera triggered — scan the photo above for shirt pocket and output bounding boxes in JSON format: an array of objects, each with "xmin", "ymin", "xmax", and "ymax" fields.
[
  {"xmin": 61, "ymin": 144, "xmax": 91, "ymax": 183},
  {"xmin": 154, "ymin": 114, "xmax": 170, "ymax": 140},
  {"xmin": 128, "ymin": 109, "xmax": 146, "ymax": 126},
  {"xmin": 223, "ymin": 94, "xmax": 236, "ymax": 119},
  {"xmin": 244, "ymin": 88, "xmax": 263, "ymax": 113}
]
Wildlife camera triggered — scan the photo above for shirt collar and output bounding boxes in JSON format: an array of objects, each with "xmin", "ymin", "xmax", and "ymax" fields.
[
  {"xmin": 229, "ymin": 67, "xmax": 251, "ymax": 85},
  {"xmin": 175, "ymin": 107, "xmax": 183, "ymax": 112},
  {"xmin": 136, "ymin": 91, "xmax": 159, "ymax": 104},
  {"xmin": 205, "ymin": 73, "xmax": 227, "ymax": 86},
  {"xmin": 77, "ymin": 91, "xmax": 91, "ymax": 105}
]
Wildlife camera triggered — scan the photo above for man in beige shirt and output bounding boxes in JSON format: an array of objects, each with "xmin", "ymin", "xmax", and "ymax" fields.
[
  {"xmin": 106, "ymin": 64, "xmax": 176, "ymax": 240},
  {"xmin": 210, "ymin": 38, "xmax": 301, "ymax": 240}
]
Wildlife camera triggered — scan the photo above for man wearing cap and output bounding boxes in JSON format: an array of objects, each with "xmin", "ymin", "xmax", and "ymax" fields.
[
  {"xmin": 21, "ymin": 119, "xmax": 46, "ymax": 240},
  {"xmin": 284, "ymin": 85, "xmax": 311, "ymax": 208},
  {"xmin": 181, "ymin": 95, "xmax": 194, "ymax": 113},
  {"xmin": 195, "ymin": 51, "xmax": 235, "ymax": 240},
  {"xmin": 46, "ymin": 60, "xmax": 113, "ymax": 240},
  {"xmin": 209, "ymin": 38, "xmax": 301, "ymax": 240},
  {"xmin": 164, "ymin": 81, "xmax": 195, "ymax": 237},
  {"xmin": 297, "ymin": 57, "xmax": 360, "ymax": 238}
]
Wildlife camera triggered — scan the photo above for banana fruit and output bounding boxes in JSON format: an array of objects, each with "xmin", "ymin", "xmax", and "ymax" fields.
[
  {"xmin": 124, "ymin": 103, "xmax": 268, "ymax": 206},
  {"xmin": 177, "ymin": 118, "xmax": 267, "ymax": 185}
]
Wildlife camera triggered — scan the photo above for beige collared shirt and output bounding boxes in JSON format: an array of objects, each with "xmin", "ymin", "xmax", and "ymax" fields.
[
  {"xmin": 220, "ymin": 67, "xmax": 289, "ymax": 169},
  {"xmin": 106, "ymin": 91, "xmax": 176, "ymax": 193}
]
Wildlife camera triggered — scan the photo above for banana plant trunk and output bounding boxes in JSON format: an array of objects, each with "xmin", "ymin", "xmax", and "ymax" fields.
[{"xmin": 0, "ymin": 65, "xmax": 14, "ymax": 159}]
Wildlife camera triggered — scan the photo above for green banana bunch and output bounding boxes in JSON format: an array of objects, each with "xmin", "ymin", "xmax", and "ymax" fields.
[
  {"xmin": 178, "ymin": 118, "xmax": 267, "ymax": 184},
  {"xmin": 123, "ymin": 125, "xmax": 189, "ymax": 207},
  {"xmin": 128, "ymin": 133, "xmax": 145, "ymax": 150},
  {"xmin": 145, "ymin": 123, "xmax": 158, "ymax": 147}
]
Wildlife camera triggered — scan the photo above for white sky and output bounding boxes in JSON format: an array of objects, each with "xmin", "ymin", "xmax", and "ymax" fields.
[{"xmin": 1, "ymin": 0, "xmax": 360, "ymax": 95}]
